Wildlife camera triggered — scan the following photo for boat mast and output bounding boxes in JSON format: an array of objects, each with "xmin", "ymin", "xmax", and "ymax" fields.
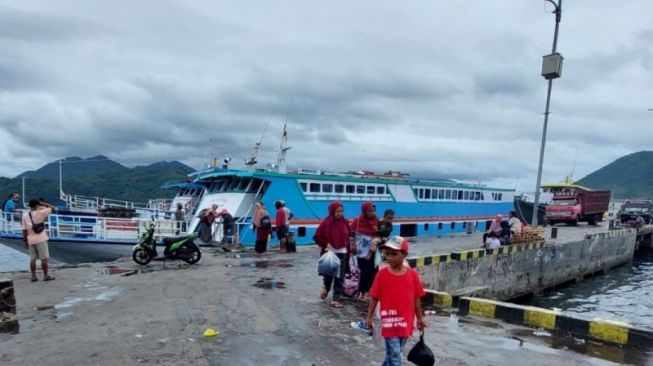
[
  {"xmin": 276, "ymin": 124, "xmax": 291, "ymax": 173},
  {"xmin": 21, "ymin": 176, "xmax": 26, "ymax": 207},
  {"xmin": 59, "ymin": 158, "xmax": 65, "ymax": 200},
  {"xmin": 245, "ymin": 117, "xmax": 272, "ymax": 169}
]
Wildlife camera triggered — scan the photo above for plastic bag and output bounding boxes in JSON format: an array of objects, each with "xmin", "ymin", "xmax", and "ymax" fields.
[
  {"xmin": 317, "ymin": 251, "xmax": 341, "ymax": 278},
  {"xmin": 407, "ymin": 332, "xmax": 435, "ymax": 366},
  {"xmin": 343, "ymin": 257, "xmax": 360, "ymax": 297}
]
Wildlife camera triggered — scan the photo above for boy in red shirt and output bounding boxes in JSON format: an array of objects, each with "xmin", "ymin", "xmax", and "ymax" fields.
[{"xmin": 366, "ymin": 236, "xmax": 426, "ymax": 366}]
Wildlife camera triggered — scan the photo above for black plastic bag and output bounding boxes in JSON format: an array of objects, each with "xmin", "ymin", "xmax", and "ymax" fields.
[{"xmin": 407, "ymin": 332, "xmax": 434, "ymax": 366}]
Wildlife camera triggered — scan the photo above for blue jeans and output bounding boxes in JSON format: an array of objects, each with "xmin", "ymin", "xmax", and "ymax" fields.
[{"xmin": 382, "ymin": 337, "xmax": 407, "ymax": 366}]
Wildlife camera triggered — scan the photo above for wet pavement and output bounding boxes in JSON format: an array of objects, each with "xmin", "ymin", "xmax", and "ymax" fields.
[{"xmin": 0, "ymin": 225, "xmax": 649, "ymax": 366}]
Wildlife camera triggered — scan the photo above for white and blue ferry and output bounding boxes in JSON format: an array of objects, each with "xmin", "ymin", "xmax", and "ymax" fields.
[{"xmin": 165, "ymin": 127, "xmax": 515, "ymax": 246}]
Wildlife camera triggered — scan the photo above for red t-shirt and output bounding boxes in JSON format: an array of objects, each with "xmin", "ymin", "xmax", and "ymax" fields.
[
  {"xmin": 370, "ymin": 267, "xmax": 425, "ymax": 338},
  {"xmin": 275, "ymin": 208, "xmax": 287, "ymax": 228}
]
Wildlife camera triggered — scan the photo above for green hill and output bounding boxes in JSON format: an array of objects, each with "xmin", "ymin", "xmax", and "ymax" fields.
[
  {"xmin": 0, "ymin": 157, "xmax": 195, "ymax": 207},
  {"xmin": 577, "ymin": 151, "xmax": 653, "ymax": 199}
]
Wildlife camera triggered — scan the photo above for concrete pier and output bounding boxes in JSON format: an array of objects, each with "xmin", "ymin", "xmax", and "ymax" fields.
[
  {"xmin": 411, "ymin": 227, "xmax": 638, "ymax": 301},
  {"xmin": 0, "ymin": 241, "xmax": 639, "ymax": 365}
]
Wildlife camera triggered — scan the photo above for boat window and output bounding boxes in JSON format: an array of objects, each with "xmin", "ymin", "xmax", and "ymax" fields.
[
  {"xmin": 498, "ymin": 193, "xmax": 502, "ymax": 201},
  {"xmin": 377, "ymin": 186, "xmax": 385, "ymax": 194},
  {"xmin": 310, "ymin": 183, "xmax": 321, "ymax": 193},
  {"xmin": 445, "ymin": 190, "xmax": 451, "ymax": 199},
  {"xmin": 451, "ymin": 222, "xmax": 456, "ymax": 229},
  {"xmin": 228, "ymin": 178, "xmax": 240, "ymax": 191},
  {"xmin": 438, "ymin": 223, "xmax": 443, "ymax": 230},
  {"xmin": 250, "ymin": 179, "xmax": 263, "ymax": 193},
  {"xmin": 357, "ymin": 185, "xmax": 365, "ymax": 194},
  {"xmin": 439, "ymin": 190, "xmax": 445, "ymax": 199},
  {"xmin": 464, "ymin": 191, "xmax": 469, "ymax": 200},
  {"xmin": 346, "ymin": 185, "xmax": 355, "ymax": 194},
  {"xmin": 335, "ymin": 184, "xmax": 344, "ymax": 193},
  {"xmin": 413, "ymin": 188, "xmax": 418, "ymax": 198},
  {"xmin": 300, "ymin": 182, "xmax": 307, "ymax": 192},
  {"xmin": 480, "ymin": 192, "xmax": 485, "ymax": 201},
  {"xmin": 452, "ymin": 190, "xmax": 457, "ymax": 200},
  {"xmin": 323, "ymin": 184, "xmax": 333, "ymax": 193},
  {"xmin": 425, "ymin": 189, "xmax": 431, "ymax": 199},
  {"xmin": 367, "ymin": 186, "xmax": 375, "ymax": 194},
  {"xmin": 458, "ymin": 190, "xmax": 464, "ymax": 200},
  {"xmin": 474, "ymin": 191, "xmax": 480, "ymax": 200},
  {"xmin": 238, "ymin": 178, "xmax": 252, "ymax": 191},
  {"xmin": 424, "ymin": 223, "xmax": 429, "ymax": 231},
  {"xmin": 419, "ymin": 189, "xmax": 424, "ymax": 199},
  {"xmin": 463, "ymin": 222, "xmax": 467, "ymax": 229},
  {"xmin": 431, "ymin": 189, "xmax": 436, "ymax": 200}
]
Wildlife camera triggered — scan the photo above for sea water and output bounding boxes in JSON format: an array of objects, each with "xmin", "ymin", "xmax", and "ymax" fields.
[
  {"xmin": 0, "ymin": 241, "xmax": 29, "ymax": 272},
  {"xmin": 530, "ymin": 247, "xmax": 653, "ymax": 329}
]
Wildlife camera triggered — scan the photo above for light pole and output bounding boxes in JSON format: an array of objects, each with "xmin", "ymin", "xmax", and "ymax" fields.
[{"xmin": 532, "ymin": 0, "xmax": 564, "ymax": 227}]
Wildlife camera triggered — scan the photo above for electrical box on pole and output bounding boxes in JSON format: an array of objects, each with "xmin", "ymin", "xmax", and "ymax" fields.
[{"xmin": 542, "ymin": 53, "xmax": 564, "ymax": 79}]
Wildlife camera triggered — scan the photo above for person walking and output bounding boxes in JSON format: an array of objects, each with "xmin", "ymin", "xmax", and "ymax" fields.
[
  {"xmin": 22, "ymin": 199, "xmax": 56, "ymax": 282},
  {"xmin": 365, "ymin": 236, "xmax": 426, "ymax": 366},
  {"xmin": 253, "ymin": 202, "xmax": 272, "ymax": 254},
  {"xmin": 219, "ymin": 209, "xmax": 238, "ymax": 247},
  {"xmin": 174, "ymin": 203, "xmax": 186, "ymax": 234},
  {"xmin": 313, "ymin": 201, "xmax": 351, "ymax": 309},
  {"xmin": 275, "ymin": 200, "xmax": 289, "ymax": 252},
  {"xmin": 351, "ymin": 201, "xmax": 380, "ymax": 301}
]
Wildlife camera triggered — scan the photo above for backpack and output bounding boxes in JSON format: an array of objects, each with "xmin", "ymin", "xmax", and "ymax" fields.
[
  {"xmin": 29, "ymin": 212, "xmax": 45, "ymax": 233},
  {"xmin": 260, "ymin": 215, "xmax": 272, "ymax": 230}
]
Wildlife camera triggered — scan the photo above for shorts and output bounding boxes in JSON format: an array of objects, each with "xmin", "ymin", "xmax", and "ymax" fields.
[
  {"xmin": 223, "ymin": 223, "xmax": 235, "ymax": 236},
  {"xmin": 29, "ymin": 241, "xmax": 50, "ymax": 260},
  {"xmin": 276, "ymin": 225, "xmax": 288, "ymax": 240}
]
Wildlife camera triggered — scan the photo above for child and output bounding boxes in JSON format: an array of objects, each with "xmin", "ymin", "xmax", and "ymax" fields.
[
  {"xmin": 483, "ymin": 231, "xmax": 501, "ymax": 249},
  {"xmin": 377, "ymin": 209, "xmax": 395, "ymax": 239},
  {"xmin": 366, "ymin": 236, "xmax": 426, "ymax": 366}
]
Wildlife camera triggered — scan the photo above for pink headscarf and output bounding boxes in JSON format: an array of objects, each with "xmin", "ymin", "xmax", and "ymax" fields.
[{"xmin": 489, "ymin": 214, "xmax": 503, "ymax": 233}]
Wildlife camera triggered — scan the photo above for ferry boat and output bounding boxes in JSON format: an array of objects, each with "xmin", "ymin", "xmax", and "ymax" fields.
[
  {"xmin": 164, "ymin": 126, "xmax": 515, "ymax": 246},
  {"xmin": 0, "ymin": 126, "xmax": 515, "ymax": 259}
]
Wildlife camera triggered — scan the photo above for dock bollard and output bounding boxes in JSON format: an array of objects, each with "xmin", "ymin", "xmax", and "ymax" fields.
[{"xmin": 551, "ymin": 227, "xmax": 558, "ymax": 239}]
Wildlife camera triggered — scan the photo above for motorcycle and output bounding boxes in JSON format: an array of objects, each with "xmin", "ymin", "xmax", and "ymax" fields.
[{"xmin": 132, "ymin": 223, "xmax": 201, "ymax": 265}]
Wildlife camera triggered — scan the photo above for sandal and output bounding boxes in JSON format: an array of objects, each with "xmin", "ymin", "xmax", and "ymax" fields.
[
  {"xmin": 31, "ymin": 277, "xmax": 38, "ymax": 283},
  {"xmin": 43, "ymin": 276, "xmax": 55, "ymax": 281},
  {"xmin": 330, "ymin": 301, "xmax": 343, "ymax": 308},
  {"xmin": 320, "ymin": 287, "xmax": 328, "ymax": 300}
]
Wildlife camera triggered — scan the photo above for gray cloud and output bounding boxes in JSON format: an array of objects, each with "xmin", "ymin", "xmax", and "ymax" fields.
[{"xmin": 0, "ymin": 0, "xmax": 651, "ymax": 194}]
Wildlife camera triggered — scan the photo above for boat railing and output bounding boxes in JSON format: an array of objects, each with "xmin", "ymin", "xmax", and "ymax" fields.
[
  {"xmin": 0, "ymin": 213, "xmax": 187, "ymax": 243},
  {"xmin": 147, "ymin": 199, "xmax": 172, "ymax": 211},
  {"xmin": 62, "ymin": 193, "xmax": 150, "ymax": 212}
]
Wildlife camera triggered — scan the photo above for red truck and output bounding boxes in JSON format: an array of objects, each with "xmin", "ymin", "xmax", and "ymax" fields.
[{"xmin": 545, "ymin": 190, "xmax": 611, "ymax": 226}]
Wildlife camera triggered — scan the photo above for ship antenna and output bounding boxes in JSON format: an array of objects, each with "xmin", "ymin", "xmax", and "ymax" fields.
[
  {"xmin": 569, "ymin": 146, "xmax": 578, "ymax": 183},
  {"xmin": 245, "ymin": 116, "xmax": 272, "ymax": 169},
  {"xmin": 276, "ymin": 97, "xmax": 293, "ymax": 173}
]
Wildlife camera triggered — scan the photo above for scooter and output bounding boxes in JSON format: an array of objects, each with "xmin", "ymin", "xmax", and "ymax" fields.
[{"xmin": 132, "ymin": 223, "xmax": 201, "ymax": 265}]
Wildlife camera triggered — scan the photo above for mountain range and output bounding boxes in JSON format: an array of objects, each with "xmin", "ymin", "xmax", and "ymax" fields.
[
  {"xmin": 577, "ymin": 151, "xmax": 653, "ymax": 199},
  {"xmin": 0, "ymin": 151, "xmax": 650, "ymax": 207},
  {"xmin": 0, "ymin": 156, "xmax": 195, "ymax": 206}
]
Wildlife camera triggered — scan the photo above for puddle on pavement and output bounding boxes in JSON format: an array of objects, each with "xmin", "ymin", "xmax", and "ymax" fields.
[
  {"xmin": 99, "ymin": 266, "xmax": 139, "ymax": 276},
  {"xmin": 239, "ymin": 260, "xmax": 294, "ymax": 269},
  {"xmin": 253, "ymin": 277, "xmax": 286, "ymax": 289}
]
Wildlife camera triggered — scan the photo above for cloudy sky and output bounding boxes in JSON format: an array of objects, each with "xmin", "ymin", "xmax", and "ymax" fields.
[{"xmin": 0, "ymin": 0, "xmax": 651, "ymax": 193}]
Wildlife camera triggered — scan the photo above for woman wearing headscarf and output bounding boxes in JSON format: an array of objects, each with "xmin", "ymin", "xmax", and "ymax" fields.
[
  {"xmin": 350, "ymin": 201, "xmax": 380, "ymax": 300},
  {"xmin": 313, "ymin": 201, "xmax": 351, "ymax": 308},
  {"xmin": 253, "ymin": 202, "xmax": 271, "ymax": 254},
  {"xmin": 483, "ymin": 214, "xmax": 503, "ymax": 244}
]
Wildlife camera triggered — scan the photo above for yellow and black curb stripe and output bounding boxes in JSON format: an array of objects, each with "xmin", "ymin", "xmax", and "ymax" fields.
[
  {"xmin": 408, "ymin": 254, "xmax": 451, "ymax": 268},
  {"xmin": 458, "ymin": 297, "xmax": 653, "ymax": 347},
  {"xmin": 421, "ymin": 289, "xmax": 453, "ymax": 308},
  {"xmin": 637, "ymin": 225, "xmax": 653, "ymax": 235},
  {"xmin": 450, "ymin": 248, "xmax": 485, "ymax": 261},
  {"xmin": 408, "ymin": 241, "xmax": 546, "ymax": 268},
  {"xmin": 586, "ymin": 229, "xmax": 636, "ymax": 240}
]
